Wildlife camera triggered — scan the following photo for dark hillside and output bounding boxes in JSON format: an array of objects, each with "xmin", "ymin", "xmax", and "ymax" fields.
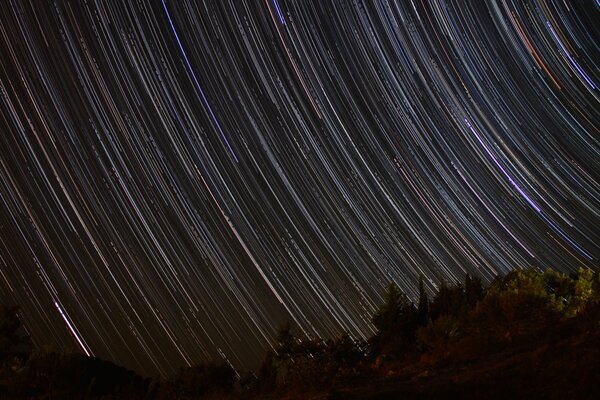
[{"xmin": 1, "ymin": 267, "xmax": 598, "ymax": 399}]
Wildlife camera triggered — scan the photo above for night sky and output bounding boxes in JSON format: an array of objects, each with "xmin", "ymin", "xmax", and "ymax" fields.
[{"xmin": 0, "ymin": 0, "xmax": 597, "ymax": 377}]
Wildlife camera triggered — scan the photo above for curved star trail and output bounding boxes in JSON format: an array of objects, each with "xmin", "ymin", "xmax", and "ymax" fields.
[{"xmin": 0, "ymin": 0, "xmax": 598, "ymax": 376}]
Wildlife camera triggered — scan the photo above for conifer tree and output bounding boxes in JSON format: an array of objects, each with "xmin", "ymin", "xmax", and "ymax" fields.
[
  {"xmin": 465, "ymin": 273, "xmax": 483, "ymax": 309},
  {"xmin": 0, "ymin": 305, "xmax": 31, "ymax": 363},
  {"xmin": 371, "ymin": 283, "xmax": 417, "ymax": 357},
  {"xmin": 417, "ymin": 275, "xmax": 429, "ymax": 327}
]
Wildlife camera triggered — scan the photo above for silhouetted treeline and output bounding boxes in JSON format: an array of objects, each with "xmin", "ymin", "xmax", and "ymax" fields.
[
  {"xmin": 1, "ymin": 267, "xmax": 598, "ymax": 399},
  {"xmin": 248, "ymin": 267, "xmax": 599, "ymax": 399}
]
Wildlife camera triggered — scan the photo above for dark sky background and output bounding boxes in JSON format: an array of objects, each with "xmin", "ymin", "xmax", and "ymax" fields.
[{"xmin": 0, "ymin": 0, "xmax": 597, "ymax": 377}]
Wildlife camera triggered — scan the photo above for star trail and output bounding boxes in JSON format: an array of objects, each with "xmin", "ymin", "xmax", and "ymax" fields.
[{"xmin": 0, "ymin": 0, "xmax": 598, "ymax": 377}]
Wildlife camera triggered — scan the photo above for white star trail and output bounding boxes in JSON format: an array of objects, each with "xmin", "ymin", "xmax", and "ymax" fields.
[{"xmin": 0, "ymin": 0, "xmax": 597, "ymax": 376}]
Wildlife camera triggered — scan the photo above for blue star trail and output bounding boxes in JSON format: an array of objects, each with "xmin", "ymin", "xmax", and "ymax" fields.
[{"xmin": 0, "ymin": 0, "xmax": 597, "ymax": 377}]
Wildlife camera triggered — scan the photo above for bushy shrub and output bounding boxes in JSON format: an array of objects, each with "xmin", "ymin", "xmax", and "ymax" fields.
[
  {"xmin": 416, "ymin": 315, "xmax": 460, "ymax": 351},
  {"xmin": 261, "ymin": 323, "xmax": 367, "ymax": 392},
  {"xmin": 162, "ymin": 361, "xmax": 236, "ymax": 399}
]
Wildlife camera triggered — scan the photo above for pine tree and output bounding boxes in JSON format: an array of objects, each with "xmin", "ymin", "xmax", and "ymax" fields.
[
  {"xmin": 0, "ymin": 305, "xmax": 31, "ymax": 363},
  {"xmin": 465, "ymin": 273, "xmax": 483, "ymax": 309},
  {"xmin": 430, "ymin": 280, "xmax": 466, "ymax": 320},
  {"xmin": 257, "ymin": 350, "xmax": 277, "ymax": 391},
  {"xmin": 417, "ymin": 274, "xmax": 429, "ymax": 327},
  {"xmin": 430, "ymin": 281, "xmax": 450, "ymax": 320},
  {"xmin": 371, "ymin": 283, "xmax": 417, "ymax": 357},
  {"xmin": 372, "ymin": 283, "xmax": 406, "ymax": 333}
]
